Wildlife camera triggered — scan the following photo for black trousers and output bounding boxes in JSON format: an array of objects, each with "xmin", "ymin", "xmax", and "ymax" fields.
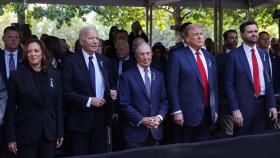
[
  {"xmin": 16, "ymin": 135, "xmax": 55, "ymax": 158},
  {"xmin": 68, "ymin": 127, "xmax": 108, "ymax": 156}
]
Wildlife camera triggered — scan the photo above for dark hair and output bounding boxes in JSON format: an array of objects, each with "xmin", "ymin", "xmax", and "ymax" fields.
[
  {"xmin": 3, "ymin": 26, "xmax": 19, "ymax": 35},
  {"xmin": 180, "ymin": 22, "xmax": 192, "ymax": 33},
  {"xmin": 22, "ymin": 38, "xmax": 51, "ymax": 72},
  {"xmin": 118, "ymin": 29, "xmax": 128, "ymax": 35},
  {"xmin": 109, "ymin": 26, "xmax": 118, "ymax": 41},
  {"xmin": 259, "ymin": 31, "xmax": 270, "ymax": 37},
  {"xmin": 223, "ymin": 30, "xmax": 237, "ymax": 40},
  {"xmin": 43, "ymin": 36, "xmax": 61, "ymax": 58},
  {"xmin": 239, "ymin": 21, "xmax": 258, "ymax": 33}
]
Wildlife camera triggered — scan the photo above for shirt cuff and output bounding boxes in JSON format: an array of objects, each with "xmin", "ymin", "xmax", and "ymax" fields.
[
  {"xmin": 171, "ymin": 110, "xmax": 182, "ymax": 115},
  {"xmin": 137, "ymin": 119, "xmax": 143, "ymax": 127},
  {"xmin": 86, "ymin": 97, "xmax": 92, "ymax": 108},
  {"xmin": 157, "ymin": 115, "xmax": 163, "ymax": 122}
]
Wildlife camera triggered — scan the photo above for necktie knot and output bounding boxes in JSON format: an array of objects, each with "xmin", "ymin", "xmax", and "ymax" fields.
[
  {"xmin": 9, "ymin": 53, "xmax": 14, "ymax": 57},
  {"xmin": 89, "ymin": 56, "xmax": 93, "ymax": 60},
  {"xmin": 144, "ymin": 68, "xmax": 149, "ymax": 73},
  {"xmin": 251, "ymin": 48, "xmax": 255, "ymax": 54}
]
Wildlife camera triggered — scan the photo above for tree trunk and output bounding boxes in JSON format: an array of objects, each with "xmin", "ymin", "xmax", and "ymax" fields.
[
  {"xmin": 17, "ymin": 11, "xmax": 25, "ymax": 24},
  {"xmin": 172, "ymin": 6, "xmax": 182, "ymax": 44}
]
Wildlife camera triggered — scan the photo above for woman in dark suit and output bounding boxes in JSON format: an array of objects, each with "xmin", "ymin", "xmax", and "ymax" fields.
[{"xmin": 5, "ymin": 38, "xmax": 63, "ymax": 158}]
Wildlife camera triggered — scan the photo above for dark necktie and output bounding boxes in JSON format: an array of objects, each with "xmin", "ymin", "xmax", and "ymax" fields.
[
  {"xmin": 196, "ymin": 52, "xmax": 209, "ymax": 107},
  {"xmin": 89, "ymin": 56, "xmax": 96, "ymax": 94},
  {"xmin": 144, "ymin": 68, "xmax": 151, "ymax": 97},
  {"xmin": 251, "ymin": 48, "xmax": 261, "ymax": 96},
  {"xmin": 9, "ymin": 53, "xmax": 15, "ymax": 73}
]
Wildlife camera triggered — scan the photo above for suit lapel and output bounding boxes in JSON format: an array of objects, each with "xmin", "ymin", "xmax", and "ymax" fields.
[
  {"xmin": 77, "ymin": 53, "xmax": 93, "ymax": 92},
  {"xmin": 133, "ymin": 67, "xmax": 150, "ymax": 100},
  {"xmin": 96, "ymin": 54, "xmax": 109, "ymax": 89},
  {"xmin": 23, "ymin": 67, "xmax": 40, "ymax": 99},
  {"xmin": 184, "ymin": 46, "xmax": 203, "ymax": 86},
  {"xmin": 150, "ymin": 69, "xmax": 156, "ymax": 102},
  {"xmin": 238, "ymin": 46, "xmax": 253, "ymax": 84}
]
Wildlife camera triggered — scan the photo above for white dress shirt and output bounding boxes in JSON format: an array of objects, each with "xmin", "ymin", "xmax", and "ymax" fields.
[
  {"xmin": 82, "ymin": 49, "xmax": 105, "ymax": 107},
  {"xmin": 4, "ymin": 49, "xmax": 18, "ymax": 79},
  {"xmin": 243, "ymin": 43, "xmax": 265, "ymax": 95}
]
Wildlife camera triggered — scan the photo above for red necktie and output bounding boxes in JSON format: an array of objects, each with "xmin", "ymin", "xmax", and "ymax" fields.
[
  {"xmin": 251, "ymin": 48, "xmax": 261, "ymax": 96},
  {"xmin": 196, "ymin": 52, "xmax": 209, "ymax": 107}
]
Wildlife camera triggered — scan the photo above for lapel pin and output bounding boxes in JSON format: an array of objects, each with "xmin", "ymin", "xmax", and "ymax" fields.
[{"xmin": 50, "ymin": 78, "xmax": 54, "ymax": 88}]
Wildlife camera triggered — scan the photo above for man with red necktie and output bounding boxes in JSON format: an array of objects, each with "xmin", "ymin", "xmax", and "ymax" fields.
[
  {"xmin": 167, "ymin": 24, "xmax": 218, "ymax": 143},
  {"xmin": 225, "ymin": 21, "xmax": 277, "ymax": 136}
]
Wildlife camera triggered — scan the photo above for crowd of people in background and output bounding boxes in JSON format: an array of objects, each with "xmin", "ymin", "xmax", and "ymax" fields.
[{"xmin": 0, "ymin": 19, "xmax": 279, "ymax": 158}]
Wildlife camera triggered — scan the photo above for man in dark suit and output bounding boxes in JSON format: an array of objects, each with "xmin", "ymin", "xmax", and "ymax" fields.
[
  {"xmin": 225, "ymin": 21, "xmax": 277, "ymax": 136},
  {"xmin": 63, "ymin": 26, "xmax": 117, "ymax": 155},
  {"xmin": 216, "ymin": 30, "xmax": 238, "ymax": 137},
  {"xmin": 0, "ymin": 26, "xmax": 22, "ymax": 86},
  {"xmin": 258, "ymin": 31, "xmax": 280, "ymax": 94},
  {"xmin": 119, "ymin": 42, "xmax": 168, "ymax": 149},
  {"xmin": 112, "ymin": 39, "xmax": 136, "ymax": 84},
  {"xmin": 111, "ymin": 39, "xmax": 135, "ymax": 151},
  {"xmin": 167, "ymin": 24, "xmax": 218, "ymax": 143}
]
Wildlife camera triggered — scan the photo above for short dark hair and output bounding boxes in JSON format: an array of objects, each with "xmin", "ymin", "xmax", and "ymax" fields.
[
  {"xmin": 118, "ymin": 29, "xmax": 128, "ymax": 35},
  {"xmin": 22, "ymin": 38, "xmax": 52, "ymax": 72},
  {"xmin": 239, "ymin": 21, "xmax": 258, "ymax": 33},
  {"xmin": 180, "ymin": 22, "xmax": 192, "ymax": 33},
  {"xmin": 223, "ymin": 30, "xmax": 237, "ymax": 40},
  {"xmin": 259, "ymin": 31, "xmax": 270, "ymax": 37},
  {"xmin": 3, "ymin": 26, "xmax": 19, "ymax": 35}
]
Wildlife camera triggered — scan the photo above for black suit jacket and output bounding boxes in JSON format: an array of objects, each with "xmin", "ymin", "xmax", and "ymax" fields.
[
  {"xmin": 0, "ymin": 49, "xmax": 22, "ymax": 86},
  {"xmin": 111, "ymin": 55, "xmax": 136, "ymax": 86},
  {"xmin": 5, "ymin": 66, "xmax": 63, "ymax": 144},
  {"xmin": 62, "ymin": 52, "xmax": 113, "ymax": 132},
  {"xmin": 268, "ymin": 53, "xmax": 280, "ymax": 94}
]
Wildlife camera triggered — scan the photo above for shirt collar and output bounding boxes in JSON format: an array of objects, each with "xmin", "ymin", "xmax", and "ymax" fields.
[
  {"xmin": 4, "ymin": 49, "xmax": 18, "ymax": 56},
  {"xmin": 82, "ymin": 48, "xmax": 96, "ymax": 60},
  {"xmin": 188, "ymin": 46, "xmax": 202, "ymax": 56},
  {"xmin": 137, "ymin": 63, "xmax": 150, "ymax": 73},
  {"xmin": 243, "ymin": 43, "xmax": 257, "ymax": 53}
]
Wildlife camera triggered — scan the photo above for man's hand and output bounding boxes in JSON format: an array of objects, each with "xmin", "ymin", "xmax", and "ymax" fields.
[
  {"xmin": 142, "ymin": 117, "xmax": 154, "ymax": 129},
  {"xmin": 174, "ymin": 112, "xmax": 184, "ymax": 126},
  {"xmin": 269, "ymin": 107, "xmax": 278, "ymax": 122},
  {"xmin": 91, "ymin": 97, "xmax": 106, "ymax": 107},
  {"xmin": 110, "ymin": 90, "xmax": 117, "ymax": 101},
  {"xmin": 8, "ymin": 141, "xmax": 17, "ymax": 154},
  {"xmin": 232, "ymin": 110, "xmax": 243, "ymax": 127}
]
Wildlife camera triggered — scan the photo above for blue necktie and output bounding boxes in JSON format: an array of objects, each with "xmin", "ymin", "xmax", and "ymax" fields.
[
  {"xmin": 89, "ymin": 56, "xmax": 96, "ymax": 94},
  {"xmin": 144, "ymin": 69, "xmax": 151, "ymax": 97},
  {"xmin": 9, "ymin": 54, "xmax": 15, "ymax": 73}
]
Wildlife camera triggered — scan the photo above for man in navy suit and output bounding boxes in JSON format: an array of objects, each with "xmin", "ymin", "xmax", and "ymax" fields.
[
  {"xmin": 216, "ymin": 30, "xmax": 238, "ymax": 137},
  {"xmin": 258, "ymin": 31, "xmax": 280, "ymax": 94},
  {"xmin": 0, "ymin": 26, "xmax": 22, "ymax": 86},
  {"xmin": 225, "ymin": 21, "xmax": 277, "ymax": 136},
  {"xmin": 167, "ymin": 24, "xmax": 218, "ymax": 143},
  {"xmin": 119, "ymin": 42, "xmax": 168, "ymax": 149},
  {"xmin": 63, "ymin": 26, "xmax": 117, "ymax": 155}
]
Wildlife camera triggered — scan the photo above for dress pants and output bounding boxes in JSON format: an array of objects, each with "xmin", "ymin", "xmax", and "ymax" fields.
[
  {"xmin": 125, "ymin": 131, "xmax": 159, "ymax": 149},
  {"xmin": 174, "ymin": 107, "xmax": 211, "ymax": 143},
  {"xmin": 233, "ymin": 96, "xmax": 266, "ymax": 136}
]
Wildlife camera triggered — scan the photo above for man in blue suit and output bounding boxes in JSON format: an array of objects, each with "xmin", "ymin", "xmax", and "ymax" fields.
[
  {"xmin": 167, "ymin": 24, "xmax": 218, "ymax": 143},
  {"xmin": 0, "ymin": 26, "xmax": 22, "ymax": 87},
  {"xmin": 119, "ymin": 42, "xmax": 168, "ymax": 149},
  {"xmin": 225, "ymin": 21, "xmax": 277, "ymax": 136},
  {"xmin": 63, "ymin": 26, "xmax": 117, "ymax": 155}
]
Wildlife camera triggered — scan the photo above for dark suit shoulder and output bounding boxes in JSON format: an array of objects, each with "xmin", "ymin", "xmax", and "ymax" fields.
[{"xmin": 64, "ymin": 52, "xmax": 82, "ymax": 63}]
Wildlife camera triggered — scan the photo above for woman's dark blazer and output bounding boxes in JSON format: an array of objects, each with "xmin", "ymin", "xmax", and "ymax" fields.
[{"xmin": 5, "ymin": 66, "xmax": 63, "ymax": 144}]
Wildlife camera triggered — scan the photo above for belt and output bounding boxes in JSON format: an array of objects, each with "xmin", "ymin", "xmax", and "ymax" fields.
[{"xmin": 254, "ymin": 94, "xmax": 265, "ymax": 99}]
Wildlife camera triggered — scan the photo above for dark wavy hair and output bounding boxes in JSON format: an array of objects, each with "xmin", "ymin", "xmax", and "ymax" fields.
[{"xmin": 22, "ymin": 38, "xmax": 52, "ymax": 72}]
